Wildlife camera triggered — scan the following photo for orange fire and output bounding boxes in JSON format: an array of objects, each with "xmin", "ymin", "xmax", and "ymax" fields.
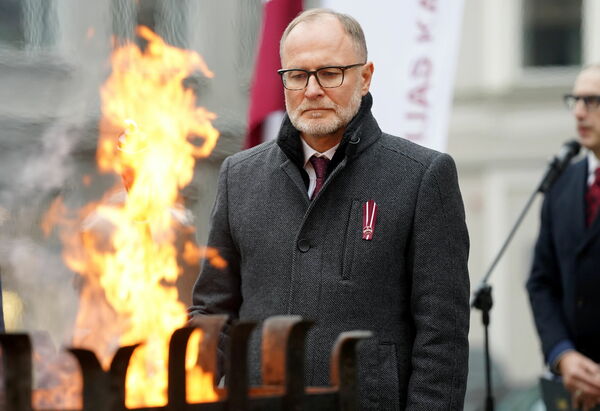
[{"xmin": 42, "ymin": 26, "xmax": 220, "ymax": 408}]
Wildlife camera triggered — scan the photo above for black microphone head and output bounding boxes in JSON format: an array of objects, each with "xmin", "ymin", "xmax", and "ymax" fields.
[
  {"xmin": 557, "ymin": 139, "xmax": 581, "ymax": 165},
  {"xmin": 539, "ymin": 139, "xmax": 582, "ymax": 193},
  {"xmin": 563, "ymin": 139, "xmax": 581, "ymax": 156},
  {"xmin": 554, "ymin": 139, "xmax": 581, "ymax": 164}
]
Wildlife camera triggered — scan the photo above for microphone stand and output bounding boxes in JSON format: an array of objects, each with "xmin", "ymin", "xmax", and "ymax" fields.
[
  {"xmin": 470, "ymin": 139, "xmax": 581, "ymax": 411},
  {"xmin": 470, "ymin": 188, "xmax": 539, "ymax": 411}
]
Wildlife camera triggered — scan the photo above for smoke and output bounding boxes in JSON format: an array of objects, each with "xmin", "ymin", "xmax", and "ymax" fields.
[
  {"xmin": 0, "ymin": 120, "xmax": 90, "ymax": 344},
  {"xmin": 6, "ymin": 237, "xmax": 79, "ymax": 342},
  {"xmin": 19, "ymin": 121, "xmax": 79, "ymax": 193}
]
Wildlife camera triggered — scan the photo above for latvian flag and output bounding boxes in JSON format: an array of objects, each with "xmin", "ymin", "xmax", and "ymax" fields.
[{"xmin": 243, "ymin": 0, "xmax": 303, "ymax": 149}]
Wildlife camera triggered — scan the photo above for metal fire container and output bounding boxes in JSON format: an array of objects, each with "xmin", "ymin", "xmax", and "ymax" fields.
[{"xmin": 0, "ymin": 315, "xmax": 371, "ymax": 411}]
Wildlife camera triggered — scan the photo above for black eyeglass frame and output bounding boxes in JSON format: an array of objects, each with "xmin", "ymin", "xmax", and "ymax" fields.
[
  {"xmin": 277, "ymin": 63, "xmax": 366, "ymax": 90},
  {"xmin": 563, "ymin": 94, "xmax": 600, "ymax": 111}
]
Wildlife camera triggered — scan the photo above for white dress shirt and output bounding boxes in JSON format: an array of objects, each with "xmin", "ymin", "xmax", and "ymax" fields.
[
  {"xmin": 300, "ymin": 138, "xmax": 339, "ymax": 198},
  {"xmin": 587, "ymin": 151, "xmax": 600, "ymax": 186}
]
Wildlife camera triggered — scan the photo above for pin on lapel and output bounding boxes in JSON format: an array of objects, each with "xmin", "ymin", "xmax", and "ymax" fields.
[{"xmin": 362, "ymin": 200, "xmax": 378, "ymax": 240}]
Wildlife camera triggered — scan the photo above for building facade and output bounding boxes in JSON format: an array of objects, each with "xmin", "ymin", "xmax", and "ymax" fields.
[{"xmin": 0, "ymin": 0, "xmax": 597, "ymax": 408}]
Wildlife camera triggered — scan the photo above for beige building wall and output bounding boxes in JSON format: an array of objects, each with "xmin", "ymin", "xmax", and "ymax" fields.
[{"xmin": 451, "ymin": 0, "xmax": 595, "ymax": 395}]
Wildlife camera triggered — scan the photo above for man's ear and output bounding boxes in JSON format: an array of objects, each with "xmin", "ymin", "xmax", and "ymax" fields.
[{"xmin": 361, "ymin": 62, "xmax": 375, "ymax": 95}]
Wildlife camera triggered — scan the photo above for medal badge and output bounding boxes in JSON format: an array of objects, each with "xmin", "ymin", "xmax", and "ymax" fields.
[{"xmin": 362, "ymin": 200, "xmax": 378, "ymax": 240}]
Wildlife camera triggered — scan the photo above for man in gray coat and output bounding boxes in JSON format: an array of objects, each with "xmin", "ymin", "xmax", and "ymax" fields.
[{"xmin": 190, "ymin": 8, "xmax": 470, "ymax": 410}]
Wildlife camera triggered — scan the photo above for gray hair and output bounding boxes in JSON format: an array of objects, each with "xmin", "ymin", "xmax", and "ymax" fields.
[{"xmin": 280, "ymin": 8, "xmax": 368, "ymax": 63}]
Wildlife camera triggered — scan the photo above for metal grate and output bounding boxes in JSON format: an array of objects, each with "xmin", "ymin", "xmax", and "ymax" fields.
[{"xmin": 0, "ymin": 315, "xmax": 371, "ymax": 411}]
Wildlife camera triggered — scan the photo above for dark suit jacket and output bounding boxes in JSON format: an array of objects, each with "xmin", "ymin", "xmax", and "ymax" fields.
[
  {"xmin": 190, "ymin": 93, "xmax": 470, "ymax": 410},
  {"xmin": 527, "ymin": 157, "xmax": 600, "ymax": 363}
]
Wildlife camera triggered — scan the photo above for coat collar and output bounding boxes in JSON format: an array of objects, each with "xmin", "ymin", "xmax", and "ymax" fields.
[
  {"xmin": 570, "ymin": 158, "xmax": 588, "ymax": 236},
  {"xmin": 276, "ymin": 92, "xmax": 382, "ymax": 171},
  {"xmin": 567, "ymin": 157, "xmax": 600, "ymax": 254}
]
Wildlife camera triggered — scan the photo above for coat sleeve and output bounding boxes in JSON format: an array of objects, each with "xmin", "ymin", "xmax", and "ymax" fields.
[
  {"xmin": 405, "ymin": 152, "xmax": 470, "ymax": 410},
  {"xmin": 526, "ymin": 191, "xmax": 571, "ymax": 362},
  {"xmin": 188, "ymin": 157, "xmax": 242, "ymax": 378},
  {"xmin": 189, "ymin": 156, "xmax": 242, "ymax": 321},
  {"xmin": 0, "ymin": 270, "xmax": 4, "ymax": 332}
]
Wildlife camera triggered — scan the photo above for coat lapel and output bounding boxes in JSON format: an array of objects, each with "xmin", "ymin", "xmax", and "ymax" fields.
[
  {"xmin": 280, "ymin": 159, "xmax": 310, "ymax": 203},
  {"xmin": 573, "ymin": 160, "xmax": 588, "ymax": 237},
  {"xmin": 574, "ymin": 158, "xmax": 600, "ymax": 254},
  {"xmin": 579, "ymin": 203, "xmax": 600, "ymax": 256}
]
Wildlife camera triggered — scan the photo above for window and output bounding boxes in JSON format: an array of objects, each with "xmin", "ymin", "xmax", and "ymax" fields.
[
  {"xmin": 137, "ymin": 0, "xmax": 158, "ymax": 31},
  {"xmin": 0, "ymin": 0, "xmax": 25, "ymax": 48},
  {"xmin": 523, "ymin": 0, "xmax": 582, "ymax": 67},
  {"xmin": 0, "ymin": 0, "xmax": 56, "ymax": 50},
  {"xmin": 111, "ymin": 0, "xmax": 188, "ymax": 48}
]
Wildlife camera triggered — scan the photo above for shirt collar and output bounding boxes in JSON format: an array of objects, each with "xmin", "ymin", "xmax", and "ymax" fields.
[
  {"xmin": 588, "ymin": 151, "xmax": 600, "ymax": 177},
  {"xmin": 300, "ymin": 138, "xmax": 339, "ymax": 167}
]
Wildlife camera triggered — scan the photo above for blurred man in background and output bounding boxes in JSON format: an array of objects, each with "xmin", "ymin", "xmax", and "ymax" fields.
[{"xmin": 527, "ymin": 65, "xmax": 600, "ymax": 411}]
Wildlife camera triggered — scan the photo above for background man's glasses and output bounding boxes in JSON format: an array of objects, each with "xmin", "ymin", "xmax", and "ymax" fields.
[
  {"xmin": 278, "ymin": 63, "xmax": 365, "ymax": 90},
  {"xmin": 563, "ymin": 94, "xmax": 600, "ymax": 111}
]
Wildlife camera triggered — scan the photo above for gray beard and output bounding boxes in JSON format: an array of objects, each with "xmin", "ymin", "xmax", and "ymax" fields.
[{"xmin": 286, "ymin": 88, "xmax": 363, "ymax": 138}]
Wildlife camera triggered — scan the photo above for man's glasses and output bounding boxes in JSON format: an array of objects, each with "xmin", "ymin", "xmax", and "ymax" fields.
[
  {"xmin": 277, "ymin": 63, "xmax": 365, "ymax": 90},
  {"xmin": 563, "ymin": 94, "xmax": 600, "ymax": 111}
]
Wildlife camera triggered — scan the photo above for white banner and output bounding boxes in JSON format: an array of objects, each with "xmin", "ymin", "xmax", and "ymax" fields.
[{"xmin": 318, "ymin": 0, "xmax": 465, "ymax": 152}]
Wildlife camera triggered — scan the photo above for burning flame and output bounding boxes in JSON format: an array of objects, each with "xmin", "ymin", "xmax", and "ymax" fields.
[{"xmin": 41, "ymin": 26, "xmax": 221, "ymax": 407}]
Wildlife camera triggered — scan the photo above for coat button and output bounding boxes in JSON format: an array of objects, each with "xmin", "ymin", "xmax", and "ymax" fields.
[
  {"xmin": 577, "ymin": 299, "xmax": 584, "ymax": 308},
  {"xmin": 297, "ymin": 239, "xmax": 310, "ymax": 252}
]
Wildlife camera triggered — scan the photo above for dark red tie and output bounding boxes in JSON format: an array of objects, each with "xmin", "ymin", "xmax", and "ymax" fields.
[
  {"xmin": 310, "ymin": 156, "xmax": 330, "ymax": 199},
  {"xmin": 586, "ymin": 168, "xmax": 600, "ymax": 226}
]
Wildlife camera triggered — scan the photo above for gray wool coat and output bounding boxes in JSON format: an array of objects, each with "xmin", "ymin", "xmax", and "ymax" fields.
[{"xmin": 190, "ymin": 93, "xmax": 470, "ymax": 410}]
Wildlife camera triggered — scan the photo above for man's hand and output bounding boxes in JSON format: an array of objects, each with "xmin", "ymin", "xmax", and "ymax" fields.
[
  {"xmin": 575, "ymin": 391, "xmax": 599, "ymax": 411},
  {"xmin": 558, "ymin": 351, "xmax": 600, "ymax": 410}
]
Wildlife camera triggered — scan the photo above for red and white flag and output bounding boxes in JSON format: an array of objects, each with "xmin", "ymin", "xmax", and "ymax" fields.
[
  {"xmin": 244, "ymin": 0, "xmax": 303, "ymax": 149},
  {"xmin": 319, "ymin": 0, "xmax": 465, "ymax": 152}
]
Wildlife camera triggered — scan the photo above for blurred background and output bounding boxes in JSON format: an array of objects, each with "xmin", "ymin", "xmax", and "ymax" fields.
[{"xmin": 0, "ymin": 0, "xmax": 596, "ymax": 409}]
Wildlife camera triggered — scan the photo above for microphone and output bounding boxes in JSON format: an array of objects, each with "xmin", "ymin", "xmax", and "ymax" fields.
[{"xmin": 537, "ymin": 139, "xmax": 581, "ymax": 193}]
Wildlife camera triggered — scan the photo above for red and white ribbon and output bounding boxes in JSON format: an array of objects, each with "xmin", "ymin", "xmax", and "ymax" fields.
[{"xmin": 362, "ymin": 200, "xmax": 378, "ymax": 240}]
